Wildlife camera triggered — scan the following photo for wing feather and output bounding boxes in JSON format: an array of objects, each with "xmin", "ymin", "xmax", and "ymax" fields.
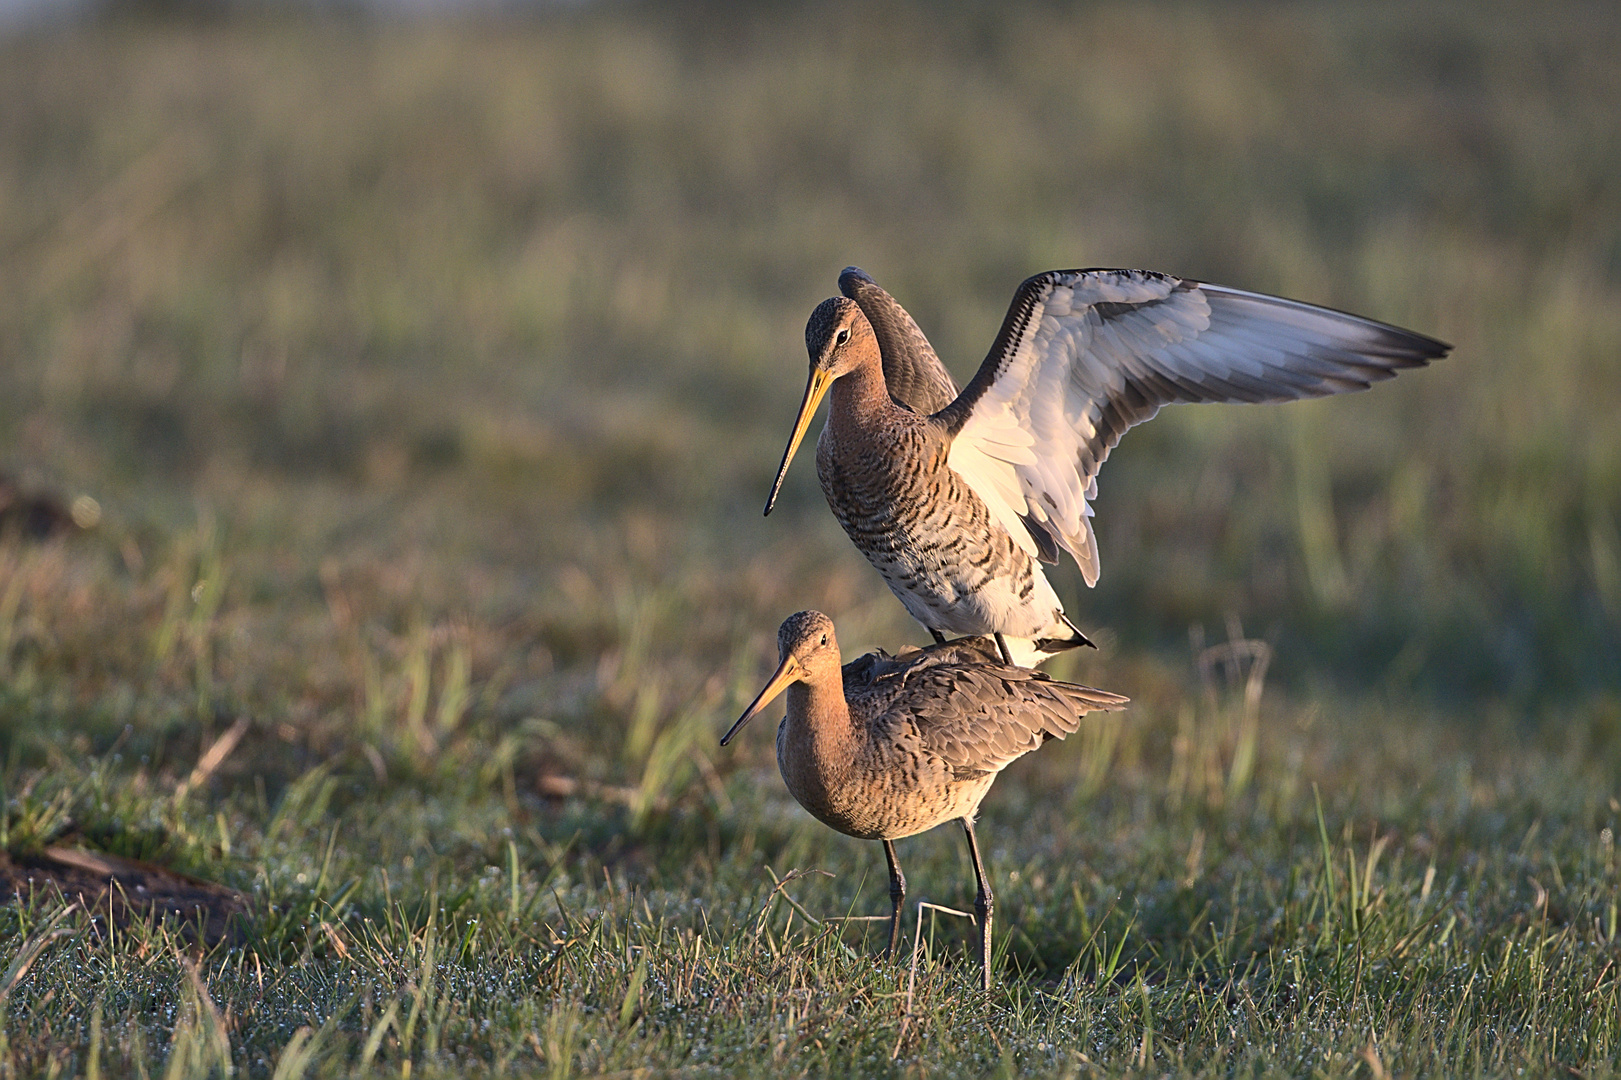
[
  {"xmin": 839, "ymin": 267, "xmax": 960, "ymax": 415},
  {"xmin": 940, "ymin": 269, "xmax": 1449, "ymax": 586},
  {"xmin": 908, "ymin": 663, "xmax": 1129, "ymax": 777}
]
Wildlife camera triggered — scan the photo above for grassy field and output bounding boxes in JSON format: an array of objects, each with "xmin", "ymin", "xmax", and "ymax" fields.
[{"xmin": 0, "ymin": 1, "xmax": 1619, "ymax": 1075}]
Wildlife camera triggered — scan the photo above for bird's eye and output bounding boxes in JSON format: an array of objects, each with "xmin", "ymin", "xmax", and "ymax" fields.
[
  {"xmin": 835, "ymin": 328, "xmax": 850, "ymax": 347},
  {"xmin": 819, "ymin": 634, "xmax": 828, "ymax": 646}
]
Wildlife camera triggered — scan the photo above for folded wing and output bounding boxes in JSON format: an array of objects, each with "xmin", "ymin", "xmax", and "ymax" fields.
[
  {"xmin": 938, "ymin": 269, "xmax": 1450, "ymax": 586},
  {"xmin": 841, "ymin": 267, "xmax": 961, "ymax": 415},
  {"xmin": 913, "ymin": 664, "xmax": 1130, "ymax": 778}
]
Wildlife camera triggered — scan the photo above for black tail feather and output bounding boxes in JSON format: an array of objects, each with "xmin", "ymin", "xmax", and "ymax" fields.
[{"xmin": 1034, "ymin": 615, "xmax": 1095, "ymax": 653}]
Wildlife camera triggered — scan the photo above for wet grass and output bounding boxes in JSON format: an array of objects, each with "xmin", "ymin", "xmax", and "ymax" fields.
[{"xmin": 0, "ymin": 1, "xmax": 1619, "ymax": 1075}]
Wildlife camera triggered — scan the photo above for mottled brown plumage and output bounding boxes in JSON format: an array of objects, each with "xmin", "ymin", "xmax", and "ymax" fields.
[
  {"xmin": 765, "ymin": 267, "xmax": 1450, "ymax": 666},
  {"xmin": 771, "ymin": 297, "xmax": 1081, "ymax": 666},
  {"xmin": 720, "ymin": 610, "xmax": 1128, "ymax": 989}
]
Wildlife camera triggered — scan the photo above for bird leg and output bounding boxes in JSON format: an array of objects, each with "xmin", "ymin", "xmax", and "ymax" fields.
[
  {"xmin": 929, "ymin": 629, "xmax": 947, "ymax": 645},
  {"xmin": 960, "ymin": 817, "xmax": 994, "ymax": 991},
  {"xmin": 882, "ymin": 839, "xmax": 906, "ymax": 958},
  {"xmin": 993, "ymin": 632, "xmax": 1015, "ymax": 666}
]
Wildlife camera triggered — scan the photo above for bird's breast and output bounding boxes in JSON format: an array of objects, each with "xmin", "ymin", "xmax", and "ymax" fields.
[
  {"xmin": 775, "ymin": 708, "xmax": 992, "ymax": 841},
  {"xmin": 815, "ymin": 422, "xmax": 1050, "ymax": 637}
]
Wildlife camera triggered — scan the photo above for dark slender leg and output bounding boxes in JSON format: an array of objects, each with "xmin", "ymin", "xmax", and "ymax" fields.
[
  {"xmin": 929, "ymin": 629, "xmax": 947, "ymax": 645},
  {"xmin": 882, "ymin": 839, "xmax": 906, "ymax": 958},
  {"xmin": 961, "ymin": 817, "xmax": 994, "ymax": 991},
  {"xmin": 993, "ymin": 632, "xmax": 1015, "ymax": 666}
]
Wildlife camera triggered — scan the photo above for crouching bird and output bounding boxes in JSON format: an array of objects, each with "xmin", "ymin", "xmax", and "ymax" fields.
[{"xmin": 721, "ymin": 610, "xmax": 1128, "ymax": 989}]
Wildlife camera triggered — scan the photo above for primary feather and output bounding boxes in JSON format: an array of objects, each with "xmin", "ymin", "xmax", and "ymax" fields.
[{"xmin": 939, "ymin": 269, "xmax": 1449, "ymax": 586}]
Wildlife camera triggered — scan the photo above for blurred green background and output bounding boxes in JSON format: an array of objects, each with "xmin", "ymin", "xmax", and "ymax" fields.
[
  {"xmin": 3, "ymin": 0, "xmax": 1616, "ymax": 722},
  {"xmin": 1, "ymin": 3, "xmax": 1620, "ymax": 1073}
]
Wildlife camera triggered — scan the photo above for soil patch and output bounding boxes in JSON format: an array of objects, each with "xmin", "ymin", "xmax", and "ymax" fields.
[{"xmin": 0, "ymin": 847, "xmax": 250, "ymax": 947}]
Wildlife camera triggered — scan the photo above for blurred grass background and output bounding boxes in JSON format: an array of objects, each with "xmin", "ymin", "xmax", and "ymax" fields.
[
  {"xmin": 1, "ymin": 1, "xmax": 1620, "ymax": 1074},
  {"xmin": 3, "ymin": 1, "xmax": 1617, "ymax": 716}
]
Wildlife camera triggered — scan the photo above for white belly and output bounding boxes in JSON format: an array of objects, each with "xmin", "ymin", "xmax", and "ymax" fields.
[{"xmin": 879, "ymin": 550, "xmax": 1065, "ymax": 642}]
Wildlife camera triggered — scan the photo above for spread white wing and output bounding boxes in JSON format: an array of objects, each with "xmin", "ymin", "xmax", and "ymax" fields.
[{"xmin": 938, "ymin": 269, "xmax": 1450, "ymax": 585}]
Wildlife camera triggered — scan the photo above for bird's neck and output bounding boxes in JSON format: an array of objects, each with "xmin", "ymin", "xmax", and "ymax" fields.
[
  {"xmin": 829, "ymin": 355, "xmax": 893, "ymax": 426},
  {"xmin": 784, "ymin": 677, "xmax": 858, "ymax": 764}
]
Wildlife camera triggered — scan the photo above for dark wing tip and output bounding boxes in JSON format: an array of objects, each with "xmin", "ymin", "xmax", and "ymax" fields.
[
  {"xmin": 1366, "ymin": 318, "xmax": 1451, "ymax": 362},
  {"xmin": 1354, "ymin": 324, "xmax": 1452, "ymax": 384},
  {"xmin": 1206, "ymin": 283, "xmax": 1454, "ymax": 392},
  {"xmin": 1403, "ymin": 329, "xmax": 1453, "ymax": 362},
  {"xmin": 838, "ymin": 266, "xmax": 875, "ymax": 295}
]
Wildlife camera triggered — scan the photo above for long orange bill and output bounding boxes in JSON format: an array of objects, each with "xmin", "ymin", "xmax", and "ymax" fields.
[
  {"xmin": 720, "ymin": 654, "xmax": 802, "ymax": 746},
  {"xmin": 763, "ymin": 368, "xmax": 834, "ymax": 516}
]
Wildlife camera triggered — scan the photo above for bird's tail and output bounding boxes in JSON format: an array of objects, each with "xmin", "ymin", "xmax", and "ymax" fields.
[{"xmin": 1025, "ymin": 614, "xmax": 1095, "ymax": 664}]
